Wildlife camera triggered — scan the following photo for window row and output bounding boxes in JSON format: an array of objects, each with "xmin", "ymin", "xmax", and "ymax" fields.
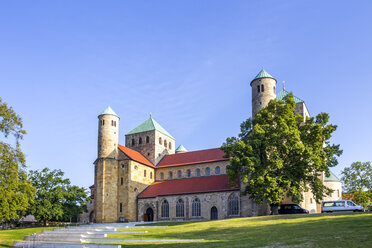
[
  {"xmin": 131, "ymin": 136, "xmax": 150, "ymax": 146},
  {"xmin": 159, "ymin": 137, "xmax": 172, "ymax": 149},
  {"xmin": 143, "ymin": 170, "xmax": 153, "ymax": 179},
  {"xmin": 100, "ymin": 119, "xmax": 117, "ymax": 127},
  {"xmin": 257, "ymin": 84, "xmax": 276, "ymax": 94},
  {"xmin": 159, "ymin": 166, "xmax": 221, "ymax": 180},
  {"xmin": 160, "ymin": 194, "xmax": 239, "ymax": 218}
]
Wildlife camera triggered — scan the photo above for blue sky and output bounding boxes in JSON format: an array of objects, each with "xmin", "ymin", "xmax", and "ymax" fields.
[{"xmin": 1, "ymin": 1, "xmax": 371, "ymax": 188}]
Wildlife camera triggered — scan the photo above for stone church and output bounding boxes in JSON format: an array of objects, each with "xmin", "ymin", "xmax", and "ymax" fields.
[{"xmin": 89, "ymin": 69, "xmax": 342, "ymax": 223}]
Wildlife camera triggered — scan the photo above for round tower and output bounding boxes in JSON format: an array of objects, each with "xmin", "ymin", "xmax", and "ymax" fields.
[
  {"xmin": 251, "ymin": 69, "xmax": 277, "ymax": 117},
  {"xmin": 97, "ymin": 106, "xmax": 119, "ymax": 159}
]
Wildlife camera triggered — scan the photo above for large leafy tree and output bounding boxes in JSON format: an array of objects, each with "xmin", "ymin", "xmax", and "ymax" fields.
[
  {"xmin": 341, "ymin": 161, "xmax": 372, "ymax": 208},
  {"xmin": 0, "ymin": 97, "xmax": 35, "ymax": 223},
  {"xmin": 28, "ymin": 168, "xmax": 87, "ymax": 225},
  {"xmin": 221, "ymin": 94, "xmax": 342, "ymax": 213}
]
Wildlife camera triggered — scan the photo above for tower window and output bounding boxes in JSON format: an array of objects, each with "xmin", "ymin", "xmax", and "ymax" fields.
[
  {"xmin": 139, "ymin": 137, "xmax": 142, "ymax": 144},
  {"xmin": 120, "ymin": 203, "xmax": 122, "ymax": 212},
  {"xmin": 131, "ymin": 139, "xmax": 135, "ymax": 146},
  {"xmin": 261, "ymin": 84, "xmax": 264, "ymax": 92},
  {"xmin": 159, "ymin": 137, "xmax": 162, "ymax": 145},
  {"xmin": 169, "ymin": 171, "xmax": 173, "ymax": 179},
  {"xmin": 169, "ymin": 142, "xmax": 172, "ymax": 149},
  {"xmin": 273, "ymin": 86, "xmax": 276, "ymax": 94},
  {"xmin": 101, "ymin": 120, "xmax": 105, "ymax": 126},
  {"xmin": 164, "ymin": 139, "xmax": 167, "ymax": 147},
  {"xmin": 178, "ymin": 170, "xmax": 182, "ymax": 179},
  {"xmin": 146, "ymin": 136, "xmax": 150, "ymax": 143},
  {"xmin": 111, "ymin": 120, "xmax": 114, "ymax": 126},
  {"xmin": 144, "ymin": 170, "xmax": 147, "ymax": 177},
  {"xmin": 147, "ymin": 153, "xmax": 150, "ymax": 156},
  {"xmin": 121, "ymin": 177, "xmax": 123, "ymax": 185},
  {"xmin": 257, "ymin": 85, "xmax": 260, "ymax": 93},
  {"xmin": 150, "ymin": 172, "xmax": 153, "ymax": 179}
]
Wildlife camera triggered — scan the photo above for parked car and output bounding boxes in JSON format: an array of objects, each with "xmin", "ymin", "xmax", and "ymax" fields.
[
  {"xmin": 321, "ymin": 200, "xmax": 364, "ymax": 213},
  {"xmin": 278, "ymin": 204, "xmax": 309, "ymax": 214}
]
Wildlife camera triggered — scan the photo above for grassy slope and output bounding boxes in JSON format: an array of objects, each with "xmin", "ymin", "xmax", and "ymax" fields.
[
  {"xmin": 0, "ymin": 227, "xmax": 56, "ymax": 248},
  {"xmin": 107, "ymin": 213, "xmax": 372, "ymax": 248}
]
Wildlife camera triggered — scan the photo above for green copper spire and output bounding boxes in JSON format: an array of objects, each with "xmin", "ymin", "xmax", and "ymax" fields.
[
  {"xmin": 99, "ymin": 106, "xmax": 119, "ymax": 117},
  {"xmin": 126, "ymin": 115, "xmax": 174, "ymax": 139},
  {"xmin": 324, "ymin": 171, "xmax": 341, "ymax": 182},
  {"xmin": 276, "ymin": 90, "xmax": 304, "ymax": 103},
  {"xmin": 253, "ymin": 68, "xmax": 275, "ymax": 81},
  {"xmin": 175, "ymin": 144, "xmax": 188, "ymax": 153}
]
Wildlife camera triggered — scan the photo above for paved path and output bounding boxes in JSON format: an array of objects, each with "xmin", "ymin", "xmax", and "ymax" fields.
[{"xmin": 13, "ymin": 222, "xmax": 203, "ymax": 247}]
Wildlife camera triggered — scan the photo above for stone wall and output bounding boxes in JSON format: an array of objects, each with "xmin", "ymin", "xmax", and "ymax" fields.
[
  {"xmin": 155, "ymin": 160, "xmax": 229, "ymax": 180},
  {"xmin": 94, "ymin": 158, "xmax": 119, "ymax": 223},
  {"xmin": 138, "ymin": 190, "xmax": 241, "ymax": 221}
]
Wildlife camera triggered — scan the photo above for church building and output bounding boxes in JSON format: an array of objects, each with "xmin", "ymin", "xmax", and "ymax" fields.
[{"xmin": 91, "ymin": 69, "xmax": 342, "ymax": 223}]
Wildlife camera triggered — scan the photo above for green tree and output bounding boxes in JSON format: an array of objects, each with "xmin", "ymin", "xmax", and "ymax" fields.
[
  {"xmin": 28, "ymin": 168, "xmax": 87, "ymax": 225},
  {"xmin": 341, "ymin": 161, "xmax": 372, "ymax": 208},
  {"xmin": 0, "ymin": 97, "xmax": 35, "ymax": 223},
  {"xmin": 62, "ymin": 185, "xmax": 88, "ymax": 222},
  {"xmin": 221, "ymin": 94, "xmax": 342, "ymax": 214}
]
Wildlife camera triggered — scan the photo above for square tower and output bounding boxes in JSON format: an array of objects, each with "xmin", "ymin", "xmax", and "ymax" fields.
[{"xmin": 125, "ymin": 116, "xmax": 175, "ymax": 165}]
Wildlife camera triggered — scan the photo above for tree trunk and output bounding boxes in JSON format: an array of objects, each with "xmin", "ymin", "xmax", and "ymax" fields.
[
  {"xmin": 271, "ymin": 205, "xmax": 279, "ymax": 215},
  {"xmin": 43, "ymin": 219, "xmax": 46, "ymax": 227}
]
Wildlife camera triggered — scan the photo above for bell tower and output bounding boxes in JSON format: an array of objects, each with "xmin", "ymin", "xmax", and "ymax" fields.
[
  {"xmin": 251, "ymin": 69, "xmax": 277, "ymax": 117},
  {"xmin": 94, "ymin": 106, "xmax": 120, "ymax": 223}
]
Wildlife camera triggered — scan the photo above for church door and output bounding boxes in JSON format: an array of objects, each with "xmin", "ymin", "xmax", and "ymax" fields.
[
  {"xmin": 145, "ymin": 207, "xmax": 154, "ymax": 222},
  {"xmin": 210, "ymin": 206, "xmax": 218, "ymax": 220}
]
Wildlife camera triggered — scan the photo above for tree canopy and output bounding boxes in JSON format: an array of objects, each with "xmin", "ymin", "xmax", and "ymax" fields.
[
  {"xmin": 0, "ymin": 97, "xmax": 35, "ymax": 223},
  {"xmin": 221, "ymin": 93, "xmax": 342, "ymax": 212},
  {"xmin": 27, "ymin": 168, "xmax": 87, "ymax": 225},
  {"xmin": 341, "ymin": 161, "xmax": 372, "ymax": 208}
]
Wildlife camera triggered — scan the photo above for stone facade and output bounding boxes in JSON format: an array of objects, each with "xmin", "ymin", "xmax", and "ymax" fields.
[{"xmin": 138, "ymin": 191, "xmax": 241, "ymax": 221}]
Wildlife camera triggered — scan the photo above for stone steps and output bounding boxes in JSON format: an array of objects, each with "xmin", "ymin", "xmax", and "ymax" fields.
[{"xmin": 13, "ymin": 241, "xmax": 121, "ymax": 248}]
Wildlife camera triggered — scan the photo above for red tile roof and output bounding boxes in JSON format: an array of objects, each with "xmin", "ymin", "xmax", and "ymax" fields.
[
  {"xmin": 157, "ymin": 148, "xmax": 228, "ymax": 168},
  {"xmin": 118, "ymin": 145, "xmax": 155, "ymax": 168},
  {"xmin": 138, "ymin": 175, "xmax": 239, "ymax": 199}
]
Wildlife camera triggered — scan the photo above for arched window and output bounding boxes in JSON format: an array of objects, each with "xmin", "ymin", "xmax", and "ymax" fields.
[
  {"xmin": 177, "ymin": 170, "xmax": 182, "ymax": 179},
  {"xmin": 150, "ymin": 172, "xmax": 153, "ymax": 179},
  {"xmin": 273, "ymin": 86, "xmax": 276, "ymax": 94},
  {"xmin": 160, "ymin": 172, "xmax": 164, "ymax": 180},
  {"xmin": 161, "ymin": 200, "xmax": 169, "ymax": 218},
  {"xmin": 206, "ymin": 167, "xmax": 210, "ymax": 176},
  {"xmin": 164, "ymin": 139, "xmax": 167, "ymax": 147},
  {"xmin": 144, "ymin": 170, "xmax": 146, "ymax": 177},
  {"xmin": 169, "ymin": 171, "xmax": 173, "ymax": 179},
  {"xmin": 120, "ymin": 203, "xmax": 122, "ymax": 212},
  {"xmin": 101, "ymin": 119, "xmax": 105, "ymax": 126},
  {"xmin": 139, "ymin": 137, "xmax": 142, "ymax": 144},
  {"xmin": 176, "ymin": 199, "xmax": 184, "ymax": 217},
  {"xmin": 169, "ymin": 142, "xmax": 172, "ymax": 149},
  {"xmin": 257, "ymin": 85, "xmax": 260, "ymax": 93},
  {"xmin": 159, "ymin": 137, "xmax": 162, "ymax": 145},
  {"xmin": 229, "ymin": 194, "xmax": 239, "ymax": 216},
  {"xmin": 192, "ymin": 198, "xmax": 201, "ymax": 217},
  {"xmin": 187, "ymin": 169, "xmax": 191, "ymax": 178},
  {"xmin": 261, "ymin": 84, "xmax": 264, "ymax": 92},
  {"xmin": 131, "ymin": 139, "xmax": 135, "ymax": 146},
  {"xmin": 196, "ymin": 169, "xmax": 201, "ymax": 177},
  {"xmin": 146, "ymin": 136, "xmax": 150, "ymax": 143},
  {"xmin": 215, "ymin": 166, "xmax": 220, "ymax": 175}
]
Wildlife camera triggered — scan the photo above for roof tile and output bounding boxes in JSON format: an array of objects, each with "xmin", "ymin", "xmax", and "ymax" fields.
[
  {"xmin": 118, "ymin": 145, "xmax": 154, "ymax": 168},
  {"xmin": 138, "ymin": 175, "xmax": 239, "ymax": 198}
]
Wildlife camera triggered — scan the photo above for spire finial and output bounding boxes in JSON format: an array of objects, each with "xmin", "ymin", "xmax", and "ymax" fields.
[
  {"xmin": 283, "ymin": 81, "xmax": 285, "ymax": 90},
  {"xmin": 150, "ymin": 113, "xmax": 152, "ymax": 118}
]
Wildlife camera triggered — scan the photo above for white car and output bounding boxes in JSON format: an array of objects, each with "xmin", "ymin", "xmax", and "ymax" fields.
[{"xmin": 321, "ymin": 200, "xmax": 364, "ymax": 213}]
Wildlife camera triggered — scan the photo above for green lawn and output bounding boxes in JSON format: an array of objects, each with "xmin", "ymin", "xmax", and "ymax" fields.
[
  {"xmin": 0, "ymin": 226, "xmax": 57, "ymax": 247},
  {"xmin": 107, "ymin": 213, "xmax": 372, "ymax": 248}
]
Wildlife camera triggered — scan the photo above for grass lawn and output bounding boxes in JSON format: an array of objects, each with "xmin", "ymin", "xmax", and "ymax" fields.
[
  {"xmin": 0, "ymin": 227, "xmax": 56, "ymax": 248},
  {"xmin": 106, "ymin": 213, "xmax": 372, "ymax": 248}
]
